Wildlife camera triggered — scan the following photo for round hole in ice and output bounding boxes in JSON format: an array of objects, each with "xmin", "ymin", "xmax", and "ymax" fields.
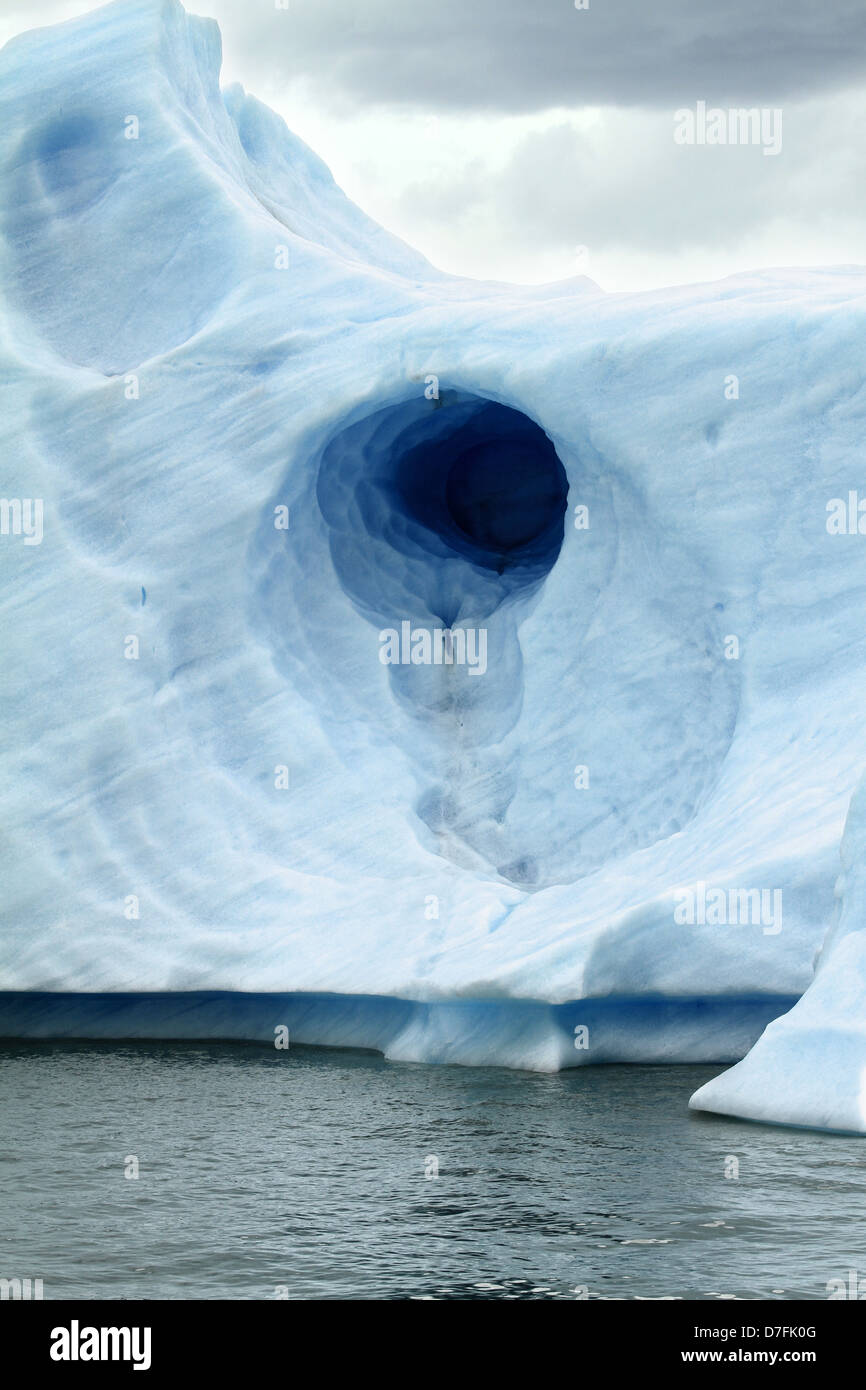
[
  {"xmin": 316, "ymin": 390, "xmax": 569, "ymax": 626},
  {"xmin": 391, "ymin": 397, "xmax": 568, "ymax": 573}
]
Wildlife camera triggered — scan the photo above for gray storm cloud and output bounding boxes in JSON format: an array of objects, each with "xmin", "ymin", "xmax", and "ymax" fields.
[{"xmin": 219, "ymin": 0, "xmax": 866, "ymax": 113}]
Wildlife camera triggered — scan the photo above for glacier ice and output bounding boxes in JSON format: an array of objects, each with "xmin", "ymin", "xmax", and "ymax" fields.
[
  {"xmin": 2, "ymin": 0, "xmax": 866, "ymax": 1125},
  {"xmin": 690, "ymin": 778, "xmax": 866, "ymax": 1133}
]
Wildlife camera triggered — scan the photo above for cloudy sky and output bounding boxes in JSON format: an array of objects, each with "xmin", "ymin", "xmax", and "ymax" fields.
[{"xmin": 2, "ymin": 0, "xmax": 865, "ymax": 289}]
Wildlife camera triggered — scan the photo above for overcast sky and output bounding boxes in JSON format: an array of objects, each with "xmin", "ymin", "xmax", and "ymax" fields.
[{"xmin": 2, "ymin": 0, "xmax": 865, "ymax": 289}]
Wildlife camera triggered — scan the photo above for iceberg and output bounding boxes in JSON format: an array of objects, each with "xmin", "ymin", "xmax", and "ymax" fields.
[
  {"xmin": 1, "ymin": 0, "xmax": 866, "ymax": 1122},
  {"xmin": 690, "ymin": 779, "xmax": 866, "ymax": 1133}
]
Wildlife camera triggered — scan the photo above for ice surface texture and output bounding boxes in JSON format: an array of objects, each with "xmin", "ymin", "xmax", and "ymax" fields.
[
  {"xmin": 691, "ymin": 779, "xmax": 866, "ymax": 1132},
  {"xmin": 2, "ymin": 0, "xmax": 866, "ymax": 1122}
]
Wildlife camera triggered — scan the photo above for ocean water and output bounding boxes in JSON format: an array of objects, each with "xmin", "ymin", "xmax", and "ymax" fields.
[{"xmin": 1, "ymin": 1041, "xmax": 864, "ymax": 1301}]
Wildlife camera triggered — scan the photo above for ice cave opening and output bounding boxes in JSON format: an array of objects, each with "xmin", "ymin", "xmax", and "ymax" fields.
[{"xmin": 317, "ymin": 390, "xmax": 569, "ymax": 628}]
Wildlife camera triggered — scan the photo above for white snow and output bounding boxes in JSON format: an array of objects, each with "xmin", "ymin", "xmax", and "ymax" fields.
[{"xmin": 2, "ymin": 0, "xmax": 866, "ymax": 1117}]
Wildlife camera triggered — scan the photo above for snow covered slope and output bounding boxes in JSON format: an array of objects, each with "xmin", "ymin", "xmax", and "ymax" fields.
[{"xmin": 1, "ymin": 0, "xmax": 866, "ymax": 1108}]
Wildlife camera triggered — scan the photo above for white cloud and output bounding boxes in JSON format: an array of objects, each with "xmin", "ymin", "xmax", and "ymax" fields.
[{"xmin": 2, "ymin": 0, "xmax": 864, "ymax": 290}]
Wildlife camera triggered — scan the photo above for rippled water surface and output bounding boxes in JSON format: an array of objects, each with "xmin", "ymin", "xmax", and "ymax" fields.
[{"xmin": 2, "ymin": 1042, "xmax": 864, "ymax": 1300}]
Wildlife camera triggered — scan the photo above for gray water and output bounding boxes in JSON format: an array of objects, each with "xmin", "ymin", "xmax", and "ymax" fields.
[{"xmin": 2, "ymin": 1041, "xmax": 864, "ymax": 1301}]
